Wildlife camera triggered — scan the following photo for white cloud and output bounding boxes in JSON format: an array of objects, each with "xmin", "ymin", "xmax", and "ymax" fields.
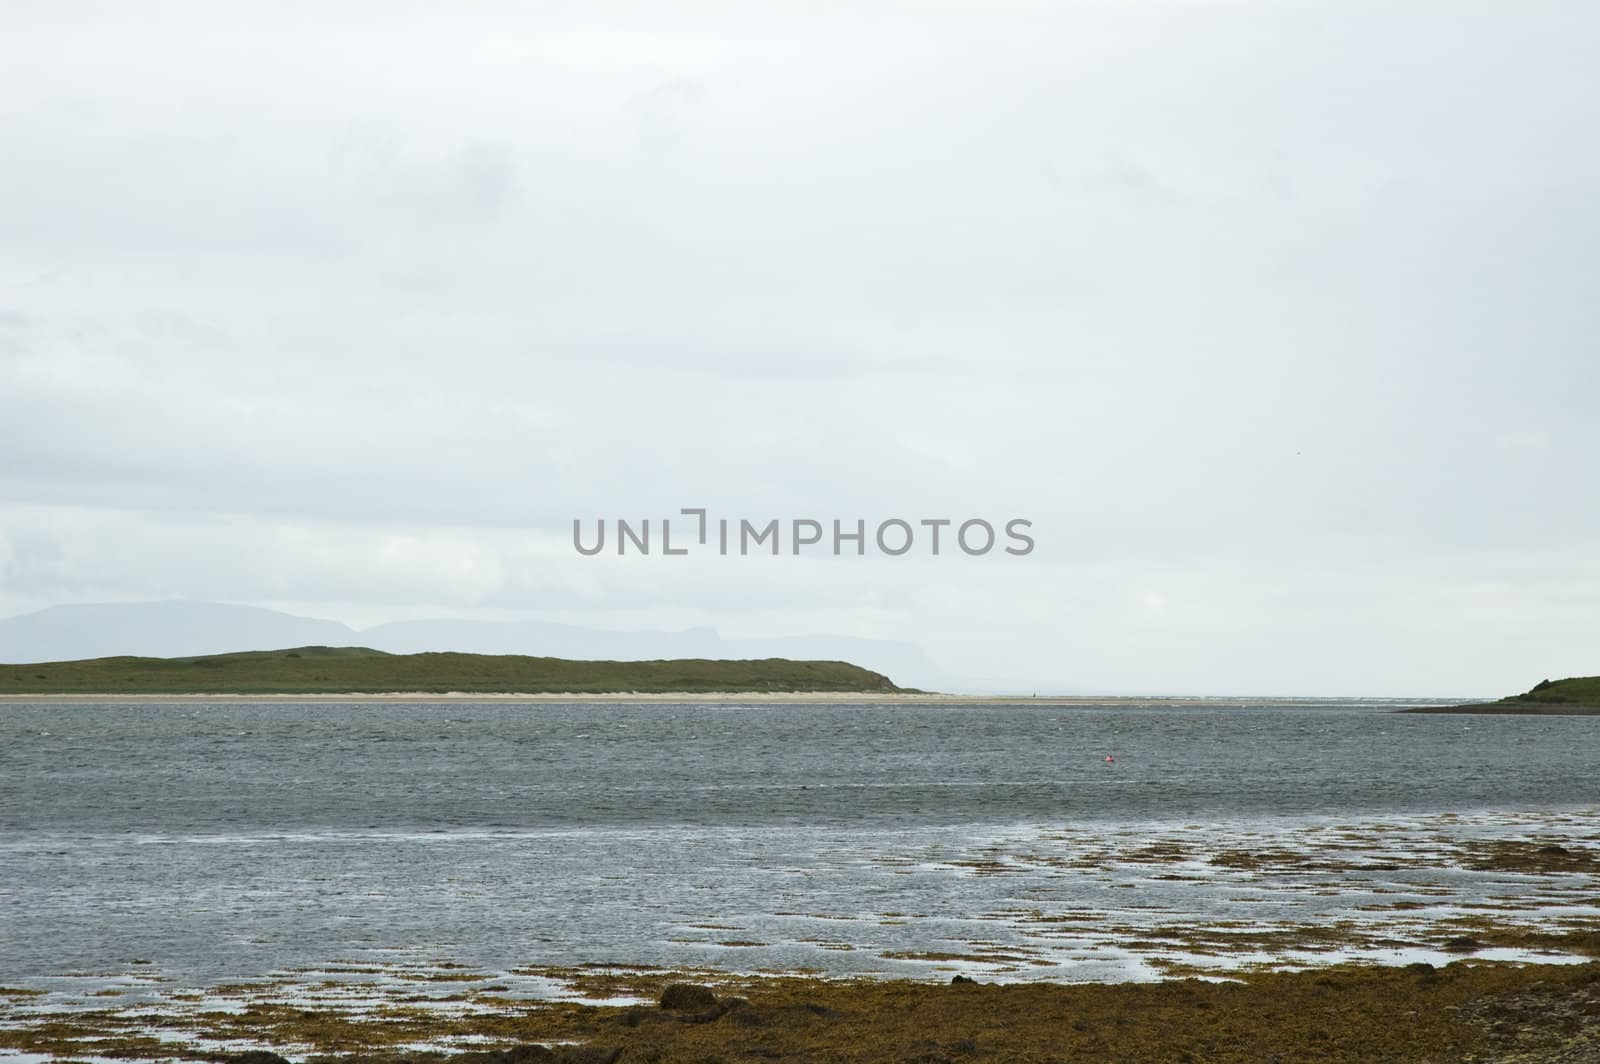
[{"xmin": 1, "ymin": 1, "xmax": 1597, "ymax": 693}]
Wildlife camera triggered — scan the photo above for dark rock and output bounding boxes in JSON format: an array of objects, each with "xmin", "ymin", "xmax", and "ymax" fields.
[
  {"xmin": 1444, "ymin": 936, "xmax": 1484, "ymax": 952},
  {"xmin": 626, "ymin": 992, "xmax": 748, "ymax": 1027},
  {"xmin": 656, "ymin": 972, "xmax": 720, "ymax": 1011},
  {"xmin": 226, "ymin": 1054, "xmax": 292, "ymax": 1064},
  {"xmin": 659, "ymin": 982, "xmax": 718, "ymax": 1010},
  {"xmin": 950, "ymin": 974, "xmax": 977, "ymax": 986},
  {"xmin": 457, "ymin": 1045, "xmax": 556, "ymax": 1064},
  {"xmin": 490, "ymin": 1047, "xmax": 557, "ymax": 1064}
]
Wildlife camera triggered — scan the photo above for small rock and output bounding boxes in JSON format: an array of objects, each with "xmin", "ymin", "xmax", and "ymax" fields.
[
  {"xmin": 455, "ymin": 1044, "xmax": 556, "ymax": 1064},
  {"xmin": 227, "ymin": 1054, "xmax": 291, "ymax": 1064},
  {"xmin": 659, "ymin": 982, "xmax": 718, "ymax": 1010},
  {"xmin": 1444, "ymin": 936, "xmax": 1484, "ymax": 952},
  {"xmin": 485, "ymin": 1048, "xmax": 555, "ymax": 1064},
  {"xmin": 950, "ymin": 974, "xmax": 977, "ymax": 986}
]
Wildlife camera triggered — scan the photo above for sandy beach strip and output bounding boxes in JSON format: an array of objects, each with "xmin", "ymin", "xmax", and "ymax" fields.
[
  {"xmin": 0, "ymin": 691, "xmax": 1191, "ymax": 704},
  {"xmin": 0, "ymin": 691, "xmax": 1456, "ymax": 705}
]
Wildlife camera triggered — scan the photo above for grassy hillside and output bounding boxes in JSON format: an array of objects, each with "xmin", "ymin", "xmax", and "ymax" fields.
[
  {"xmin": 1499, "ymin": 676, "xmax": 1600, "ymax": 707},
  {"xmin": 1406, "ymin": 676, "xmax": 1600, "ymax": 715},
  {"xmin": 0, "ymin": 646, "xmax": 903, "ymax": 695}
]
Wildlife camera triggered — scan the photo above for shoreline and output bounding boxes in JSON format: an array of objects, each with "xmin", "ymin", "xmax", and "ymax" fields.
[
  {"xmin": 3, "ymin": 804, "xmax": 1594, "ymax": 1061},
  {"xmin": 1404, "ymin": 702, "xmax": 1600, "ymax": 716},
  {"xmin": 0, "ymin": 691, "xmax": 1462, "ymax": 704}
]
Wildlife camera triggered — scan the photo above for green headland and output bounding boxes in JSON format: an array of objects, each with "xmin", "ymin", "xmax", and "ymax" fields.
[
  {"xmin": 0, "ymin": 646, "xmax": 902, "ymax": 696},
  {"xmin": 1407, "ymin": 675, "xmax": 1600, "ymax": 715}
]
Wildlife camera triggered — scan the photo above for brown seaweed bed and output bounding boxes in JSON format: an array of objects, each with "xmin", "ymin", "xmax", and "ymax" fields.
[
  {"xmin": 4, "ymin": 959, "xmax": 1600, "ymax": 1063},
  {"xmin": 4, "ymin": 812, "xmax": 1598, "ymax": 1063}
]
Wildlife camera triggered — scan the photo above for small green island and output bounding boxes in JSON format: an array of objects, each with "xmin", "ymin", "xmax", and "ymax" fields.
[
  {"xmin": 1406, "ymin": 676, "xmax": 1600, "ymax": 715},
  {"xmin": 0, "ymin": 646, "xmax": 903, "ymax": 696}
]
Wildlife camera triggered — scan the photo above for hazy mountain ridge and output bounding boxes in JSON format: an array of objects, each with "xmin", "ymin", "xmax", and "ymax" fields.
[
  {"xmin": 0, "ymin": 602, "xmax": 357, "ymax": 662},
  {"xmin": 0, "ymin": 601, "xmax": 961, "ymax": 692}
]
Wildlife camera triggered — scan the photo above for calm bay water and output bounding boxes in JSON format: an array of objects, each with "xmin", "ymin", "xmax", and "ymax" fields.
[{"xmin": 1, "ymin": 699, "xmax": 1595, "ymax": 991}]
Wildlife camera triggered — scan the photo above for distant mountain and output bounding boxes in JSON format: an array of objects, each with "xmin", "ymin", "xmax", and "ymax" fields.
[
  {"xmin": 0, "ymin": 601, "xmax": 963, "ymax": 691},
  {"xmin": 0, "ymin": 602, "xmax": 357, "ymax": 663}
]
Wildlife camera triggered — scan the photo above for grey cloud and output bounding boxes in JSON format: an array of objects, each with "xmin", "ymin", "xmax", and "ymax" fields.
[
  {"xmin": 541, "ymin": 341, "xmax": 965, "ymax": 378},
  {"xmin": 1, "ymin": 1, "xmax": 1597, "ymax": 693},
  {"xmin": 331, "ymin": 134, "xmax": 519, "ymax": 225}
]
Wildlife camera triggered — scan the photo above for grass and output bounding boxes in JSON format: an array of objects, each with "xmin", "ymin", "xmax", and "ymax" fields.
[
  {"xmin": 1405, "ymin": 675, "xmax": 1600, "ymax": 714},
  {"xmin": 0, "ymin": 646, "xmax": 903, "ymax": 695},
  {"xmin": 1507, "ymin": 675, "xmax": 1600, "ymax": 706}
]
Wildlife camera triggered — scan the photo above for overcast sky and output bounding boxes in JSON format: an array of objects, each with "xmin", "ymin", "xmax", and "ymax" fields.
[{"xmin": 2, "ymin": 1, "xmax": 1596, "ymax": 695}]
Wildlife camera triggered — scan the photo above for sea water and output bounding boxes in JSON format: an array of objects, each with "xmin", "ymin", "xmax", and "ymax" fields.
[{"xmin": 1, "ymin": 700, "xmax": 1595, "ymax": 996}]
